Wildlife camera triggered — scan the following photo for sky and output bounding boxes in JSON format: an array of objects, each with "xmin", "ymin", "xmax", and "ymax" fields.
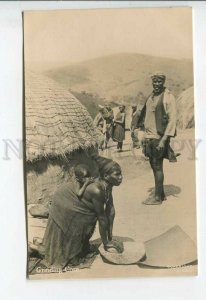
[{"xmin": 24, "ymin": 7, "xmax": 193, "ymax": 69}]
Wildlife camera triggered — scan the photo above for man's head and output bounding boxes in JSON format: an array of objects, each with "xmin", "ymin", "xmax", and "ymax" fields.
[
  {"xmin": 105, "ymin": 104, "xmax": 112, "ymax": 111},
  {"xmin": 98, "ymin": 104, "xmax": 104, "ymax": 113},
  {"xmin": 151, "ymin": 72, "xmax": 166, "ymax": 95},
  {"xmin": 119, "ymin": 105, "xmax": 125, "ymax": 113},
  {"xmin": 74, "ymin": 164, "xmax": 91, "ymax": 184}
]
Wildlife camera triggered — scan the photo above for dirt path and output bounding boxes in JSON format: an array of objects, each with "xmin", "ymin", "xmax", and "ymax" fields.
[{"xmin": 30, "ymin": 129, "xmax": 197, "ymax": 279}]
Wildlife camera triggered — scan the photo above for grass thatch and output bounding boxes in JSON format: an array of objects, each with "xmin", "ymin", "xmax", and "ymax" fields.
[
  {"xmin": 26, "ymin": 149, "xmax": 100, "ymax": 204},
  {"xmin": 25, "ymin": 71, "xmax": 99, "ymax": 162}
]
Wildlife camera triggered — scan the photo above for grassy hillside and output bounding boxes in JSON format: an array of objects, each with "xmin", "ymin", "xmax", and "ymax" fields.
[
  {"xmin": 46, "ymin": 53, "xmax": 193, "ymax": 102},
  {"xmin": 70, "ymin": 90, "xmax": 118, "ymax": 119}
]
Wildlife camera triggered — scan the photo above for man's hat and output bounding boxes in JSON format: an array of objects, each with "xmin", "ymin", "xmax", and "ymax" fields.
[{"xmin": 151, "ymin": 72, "xmax": 166, "ymax": 81}]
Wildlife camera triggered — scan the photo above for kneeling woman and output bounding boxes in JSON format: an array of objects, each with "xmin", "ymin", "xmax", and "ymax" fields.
[{"xmin": 41, "ymin": 156, "xmax": 122, "ymax": 268}]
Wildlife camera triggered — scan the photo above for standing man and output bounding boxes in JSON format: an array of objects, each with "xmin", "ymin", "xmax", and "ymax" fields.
[{"xmin": 136, "ymin": 72, "xmax": 177, "ymax": 205}]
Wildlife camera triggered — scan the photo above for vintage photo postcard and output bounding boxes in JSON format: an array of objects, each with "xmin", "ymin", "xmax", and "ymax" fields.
[{"xmin": 24, "ymin": 7, "xmax": 197, "ymax": 279}]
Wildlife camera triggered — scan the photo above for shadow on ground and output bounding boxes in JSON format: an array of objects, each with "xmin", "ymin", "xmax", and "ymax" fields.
[{"xmin": 148, "ymin": 184, "xmax": 181, "ymax": 198}]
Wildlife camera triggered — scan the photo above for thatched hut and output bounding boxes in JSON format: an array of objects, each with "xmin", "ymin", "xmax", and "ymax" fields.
[{"xmin": 25, "ymin": 71, "xmax": 99, "ymax": 205}]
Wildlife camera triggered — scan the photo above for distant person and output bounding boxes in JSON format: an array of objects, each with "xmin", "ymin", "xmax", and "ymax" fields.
[
  {"xmin": 113, "ymin": 105, "xmax": 126, "ymax": 152},
  {"xmin": 93, "ymin": 105, "xmax": 114, "ymax": 150},
  {"xmin": 103, "ymin": 104, "xmax": 114, "ymax": 149},
  {"xmin": 130, "ymin": 104, "xmax": 142, "ymax": 149},
  {"xmin": 136, "ymin": 72, "xmax": 177, "ymax": 205},
  {"xmin": 93, "ymin": 105, "xmax": 105, "ymax": 150}
]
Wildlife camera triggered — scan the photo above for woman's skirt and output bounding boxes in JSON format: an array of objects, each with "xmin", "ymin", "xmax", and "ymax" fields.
[
  {"xmin": 113, "ymin": 124, "xmax": 125, "ymax": 142},
  {"xmin": 43, "ymin": 214, "xmax": 97, "ymax": 268}
]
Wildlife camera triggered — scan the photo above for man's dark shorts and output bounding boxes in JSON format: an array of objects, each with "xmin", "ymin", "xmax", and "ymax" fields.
[{"xmin": 142, "ymin": 138, "xmax": 167, "ymax": 159}]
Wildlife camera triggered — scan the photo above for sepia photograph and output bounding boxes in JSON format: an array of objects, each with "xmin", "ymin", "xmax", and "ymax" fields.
[{"xmin": 23, "ymin": 7, "xmax": 197, "ymax": 279}]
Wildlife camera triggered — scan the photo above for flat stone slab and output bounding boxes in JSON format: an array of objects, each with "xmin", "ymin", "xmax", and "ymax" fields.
[{"xmin": 139, "ymin": 225, "xmax": 197, "ymax": 268}]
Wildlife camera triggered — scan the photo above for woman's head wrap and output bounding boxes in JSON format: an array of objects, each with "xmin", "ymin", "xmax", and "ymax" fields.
[{"xmin": 91, "ymin": 154, "xmax": 121, "ymax": 177}]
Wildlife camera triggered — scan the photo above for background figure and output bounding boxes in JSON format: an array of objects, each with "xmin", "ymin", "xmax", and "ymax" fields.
[
  {"xmin": 93, "ymin": 105, "xmax": 105, "ymax": 150},
  {"xmin": 136, "ymin": 72, "xmax": 177, "ymax": 205},
  {"xmin": 130, "ymin": 104, "xmax": 142, "ymax": 149},
  {"xmin": 113, "ymin": 105, "xmax": 126, "ymax": 152},
  {"xmin": 103, "ymin": 105, "xmax": 114, "ymax": 149},
  {"xmin": 93, "ymin": 105, "xmax": 114, "ymax": 150}
]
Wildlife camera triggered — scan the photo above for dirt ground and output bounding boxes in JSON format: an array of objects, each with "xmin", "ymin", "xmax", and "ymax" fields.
[{"xmin": 29, "ymin": 128, "xmax": 197, "ymax": 279}]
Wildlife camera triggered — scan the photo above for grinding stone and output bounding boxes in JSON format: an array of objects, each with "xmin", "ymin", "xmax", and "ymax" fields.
[{"xmin": 99, "ymin": 238, "xmax": 145, "ymax": 265}]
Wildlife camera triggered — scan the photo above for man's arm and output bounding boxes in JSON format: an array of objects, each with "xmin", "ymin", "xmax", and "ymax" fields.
[
  {"xmin": 164, "ymin": 93, "xmax": 177, "ymax": 137},
  {"xmin": 132, "ymin": 110, "xmax": 142, "ymax": 131},
  {"xmin": 158, "ymin": 93, "xmax": 177, "ymax": 149},
  {"xmin": 134, "ymin": 104, "xmax": 146, "ymax": 130}
]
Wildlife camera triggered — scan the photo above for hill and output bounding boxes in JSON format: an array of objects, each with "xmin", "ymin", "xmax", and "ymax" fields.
[
  {"xmin": 45, "ymin": 53, "xmax": 193, "ymax": 102},
  {"xmin": 70, "ymin": 90, "xmax": 118, "ymax": 119}
]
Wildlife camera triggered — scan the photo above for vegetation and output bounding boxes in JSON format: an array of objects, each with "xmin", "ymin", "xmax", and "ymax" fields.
[
  {"xmin": 45, "ymin": 53, "xmax": 194, "ymax": 125},
  {"xmin": 70, "ymin": 90, "xmax": 118, "ymax": 119},
  {"xmin": 46, "ymin": 53, "xmax": 193, "ymax": 100}
]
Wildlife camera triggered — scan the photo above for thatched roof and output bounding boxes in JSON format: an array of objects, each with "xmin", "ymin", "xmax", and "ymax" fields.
[{"xmin": 25, "ymin": 71, "xmax": 99, "ymax": 162}]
